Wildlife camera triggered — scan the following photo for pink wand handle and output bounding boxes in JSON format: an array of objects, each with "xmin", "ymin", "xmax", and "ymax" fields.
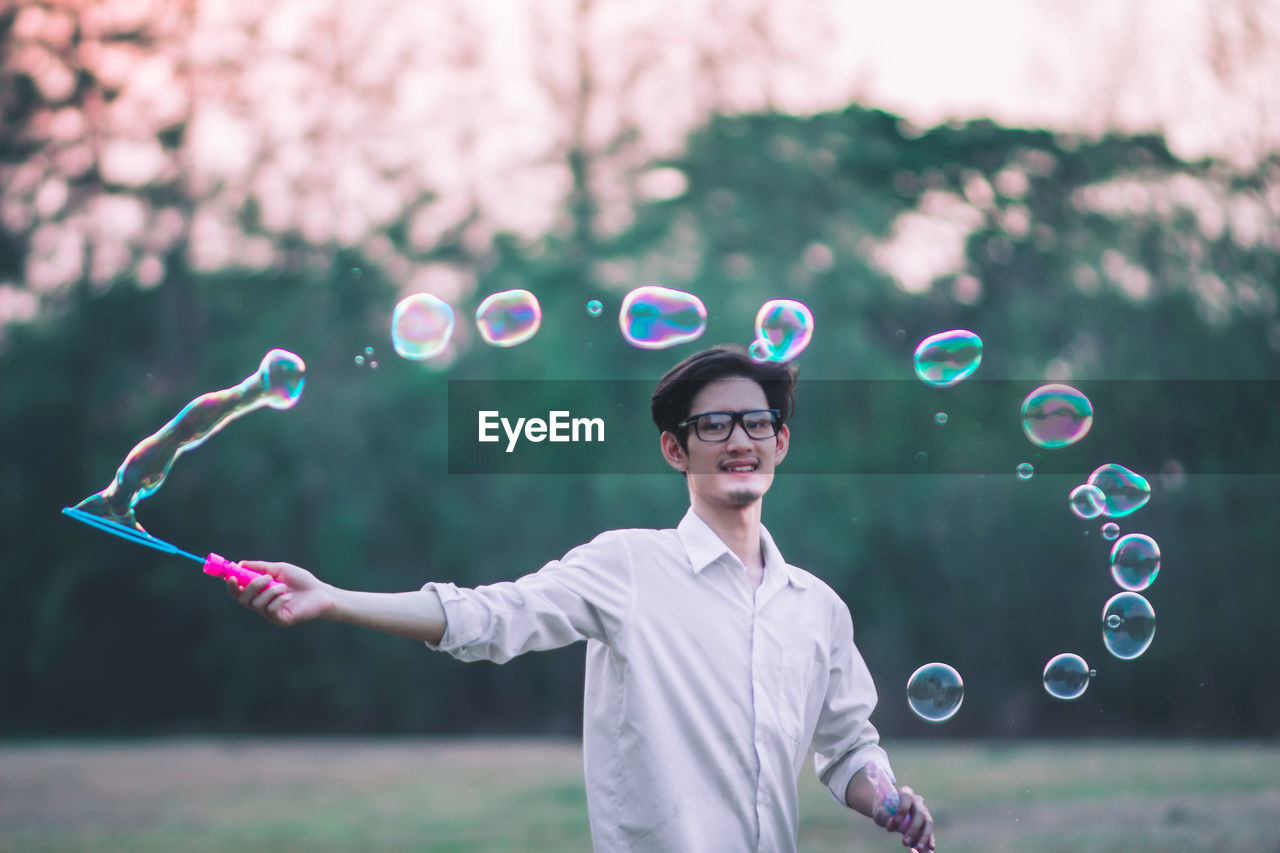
[{"xmin": 203, "ymin": 553, "xmax": 266, "ymax": 587}]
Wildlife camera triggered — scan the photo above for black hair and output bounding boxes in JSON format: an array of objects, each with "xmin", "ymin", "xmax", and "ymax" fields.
[{"xmin": 650, "ymin": 343, "xmax": 798, "ymax": 450}]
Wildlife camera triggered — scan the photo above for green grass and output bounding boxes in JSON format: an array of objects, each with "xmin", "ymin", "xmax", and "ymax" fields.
[{"xmin": 1, "ymin": 738, "xmax": 1276, "ymax": 852}]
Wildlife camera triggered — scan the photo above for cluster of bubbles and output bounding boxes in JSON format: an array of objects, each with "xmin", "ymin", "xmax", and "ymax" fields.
[
  {"xmin": 387, "ymin": 286, "xmax": 816, "ymax": 364},
  {"xmin": 903, "ymin": 327, "xmax": 1162, "ymax": 717},
  {"xmin": 353, "ymin": 346, "xmax": 378, "ymax": 370}
]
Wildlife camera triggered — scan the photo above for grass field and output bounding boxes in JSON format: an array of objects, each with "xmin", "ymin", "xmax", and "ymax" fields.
[{"xmin": 1, "ymin": 738, "xmax": 1277, "ymax": 852}]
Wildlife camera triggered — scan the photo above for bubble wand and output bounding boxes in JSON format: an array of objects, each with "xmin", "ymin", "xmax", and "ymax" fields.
[
  {"xmin": 63, "ymin": 349, "xmax": 305, "ymax": 589},
  {"xmin": 61, "ymin": 506, "xmax": 265, "ymax": 587}
]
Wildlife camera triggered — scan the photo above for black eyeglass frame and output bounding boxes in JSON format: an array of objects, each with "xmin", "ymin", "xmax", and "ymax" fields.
[{"xmin": 674, "ymin": 408, "xmax": 783, "ymax": 442}]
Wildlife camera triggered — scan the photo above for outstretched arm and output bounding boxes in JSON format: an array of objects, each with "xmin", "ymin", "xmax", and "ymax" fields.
[{"xmin": 228, "ymin": 561, "xmax": 447, "ymax": 645}]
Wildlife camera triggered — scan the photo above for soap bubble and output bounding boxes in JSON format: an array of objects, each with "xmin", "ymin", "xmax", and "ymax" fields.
[
  {"xmin": 906, "ymin": 662, "xmax": 964, "ymax": 723},
  {"xmin": 1101, "ymin": 522, "xmax": 1120, "ymax": 541},
  {"xmin": 392, "ymin": 293, "xmax": 455, "ymax": 360},
  {"xmin": 354, "ymin": 355, "xmax": 365, "ymax": 366},
  {"xmin": 1101, "ymin": 591, "xmax": 1156, "ymax": 660},
  {"xmin": 586, "ymin": 299, "xmax": 603, "ymax": 316},
  {"xmin": 1043, "ymin": 653, "xmax": 1093, "ymax": 700},
  {"xmin": 934, "ymin": 412, "xmax": 948, "ymax": 425},
  {"xmin": 364, "ymin": 346, "xmax": 374, "ymax": 356},
  {"xmin": 753, "ymin": 299, "xmax": 814, "ymax": 362},
  {"xmin": 1068, "ymin": 484, "xmax": 1106, "ymax": 519},
  {"xmin": 1087, "ymin": 463, "xmax": 1151, "ymax": 517},
  {"xmin": 476, "ymin": 289, "xmax": 542, "ymax": 347},
  {"xmin": 1016, "ymin": 462, "xmax": 1035, "ymax": 480},
  {"xmin": 71, "ymin": 350, "xmax": 306, "ymax": 531},
  {"xmin": 1110, "ymin": 533, "xmax": 1161, "ymax": 591},
  {"xmin": 912, "ymin": 330, "xmax": 982, "ymax": 387},
  {"xmin": 1020, "ymin": 384, "xmax": 1093, "ymax": 448},
  {"xmin": 619, "ymin": 285, "xmax": 707, "ymax": 349}
]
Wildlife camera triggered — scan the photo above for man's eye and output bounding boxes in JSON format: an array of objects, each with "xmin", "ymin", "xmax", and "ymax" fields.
[{"xmin": 702, "ymin": 420, "xmax": 728, "ymax": 432}]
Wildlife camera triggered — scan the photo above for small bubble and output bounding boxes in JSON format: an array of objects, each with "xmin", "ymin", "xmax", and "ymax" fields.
[
  {"xmin": 392, "ymin": 293, "xmax": 455, "ymax": 360},
  {"xmin": 1101, "ymin": 522, "xmax": 1120, "ymax": 540},
  {"xmin": 354, "ymin": 355, "xmax": 365, "ymax": 366},
  {"xmin": 906, "ymin": 663, "xmax": 964, "ymax": 723},
  {"xmin": 1110, "ymin": 533, "xmax": 1160, "ymax": 591},
  {"xmin": 1105, "ymin": 614, "xmax": 1122, "ymax": 629},
  {"xmin": 913, "ymin": 329, "xmax": 983, "ymax": 387},
  {"xmin": 586, "ymin": 299, "xmax": 603, "ymax": 316},
  {"xmin": 364, "ymin": 346, "xmax": 374, "ymax": 356},
  {"xmin": 1021, "ymin": 384, "xmax": 1093, "ymax": 448},
  {"xmin": 369, "ymin": 360, "xmax": 378, "ymax": 370},
  {"xmin": 915, "ymin": 451, "xmax": 928, "ymax": 464},
  {"xmin": 935, "ymin": 412, "xmax": 948, "ymax": 425},
  {"xmin": 1069, "ymin": 483, "xmax": 1107, "ymax": 519},
  {"xmin": 351, "ymin": 267, "xmax": 362, "ymax": 278},
  {"xmin": 1043, "ymin": 653, "xmax": 1092, "ymax": 700},
  {"xmin": 1016, "ymin": 462, "xmax": 1034, "ymax": 480}
]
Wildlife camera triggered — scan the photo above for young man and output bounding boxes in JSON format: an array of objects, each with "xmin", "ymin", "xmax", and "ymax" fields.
[{"xmin": 232, "ymin": 344, "xmax": 936, "ymax": 853}]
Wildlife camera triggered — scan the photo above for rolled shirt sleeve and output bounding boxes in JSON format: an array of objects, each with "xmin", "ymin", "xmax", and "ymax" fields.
[
  {"xmin": 811, "ymin": 599, "xmax": 895, "ymax": 806},
  {"xmin": 422, "ymin": 530, "xmax": 633, "ymax": 664}
]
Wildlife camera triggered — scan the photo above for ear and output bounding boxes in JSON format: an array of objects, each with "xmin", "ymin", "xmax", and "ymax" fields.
[
  {"xmin": 660, "ymin": 430, "xmax": 687, "ymax": 472},
  {"xmin": 773, "ymin": 423, "xmax": 790, "ymax": 466}
]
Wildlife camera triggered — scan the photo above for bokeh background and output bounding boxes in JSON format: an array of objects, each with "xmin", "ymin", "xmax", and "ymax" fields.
[{"xmin": 2, "ymin": 0, "xmax": 1279, "ymax": 751}]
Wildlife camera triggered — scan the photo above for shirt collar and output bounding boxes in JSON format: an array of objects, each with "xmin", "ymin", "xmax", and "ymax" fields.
[{"xmin": 676, "ymin": 507, "xmax": 809, "ymax": 589}]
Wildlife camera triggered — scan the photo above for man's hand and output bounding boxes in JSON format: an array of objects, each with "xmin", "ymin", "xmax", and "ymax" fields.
[
  {"xmin": 875, "ymin": 784, "xmax": 935, "ymax": 853},
  {"xmin": 227, "ymin": 561, "xmax": 334, "ymax": 627}
]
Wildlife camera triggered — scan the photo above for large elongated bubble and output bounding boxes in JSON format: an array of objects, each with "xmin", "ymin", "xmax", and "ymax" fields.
[
  {"xmin": 913, "ymin": 329, "xmax": 982, "ymax": 387},
  {"xmin": 1088, "ymin": 463, "xmax": 1152, "ymax": 517},
  {"xmin": 1043, "ymin": 653, "xmax": 1094, "ymax": 700},
  {"xmin": 476, "ymin": 289, "xmax": 542, "ymax": 347},
  {"xmin": 1110, "ymin": 533, "xmax": 1161, "ymax": 591},
  {"xmin": 1021, "ymin": 384, "xmax": 1093, "ymax": 448},
  {"xmin": 906, "ymin": 662, "xmax": 964, "ymax": 723},
  {"xmin": 392, "ymin": 293, "xmax": 455, "ymax": 360},
  {"xmin": 1102, "ymin": 591, "xmax": 1156, "ymax": 660},
  {"xmin": 752, "ymin": 299, "xmax": 814, "ymax": 362},
  {"xmin": 72, "ymin": 350, "xmax": 306, "ymax": 531},
  {"xmin": 619, "ymin": 285, "xmax": 707, "ymax": 349}
]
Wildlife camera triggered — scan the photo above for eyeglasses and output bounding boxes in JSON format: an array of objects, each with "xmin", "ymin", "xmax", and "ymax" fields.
[{"xmin": 676, "ymin": 409, "xmax": 781, "ymax": 442}]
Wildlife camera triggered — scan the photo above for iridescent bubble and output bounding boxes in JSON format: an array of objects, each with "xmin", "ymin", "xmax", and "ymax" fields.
[
  {"xmin": 748, "ymin": 339, "xmax": 771, "ymax": 362},
  {"xmin": 906, "ymin": 662, "xmax": 964, "ymax": 723},
  {"xmin": 1043, "ymin": 653, "xmax": 1093, "ymax": 700},
  {"xmin": 1088, "ymin": 463, "xmax": 1152, "ymax": 517},
  {"xmin": 1020, "ymin": 384, "xmax": 1093, "ymax": 448},
  {"xmin": 1101, "ymin": 591, "xmax": 1156, "ymax": 660},
  {"xmin": 1068, "ymin": 483, "xmax": 1107, "ymax": 519},
  {"xmin": 619, "ymin": 285, "xmax": 707, "ymax": 349},
  {"xmin": 586, "ymin": 299, "xmax": 603, "ymax": 316},
  {"xmin": 354, "ymin": 355, "xmax": 365, "ymax": 366},
  {"xmin": 71, "ymin": 350, "xmax": 306, "ymax": 531},
  {"xmin": 912, "ymin": 329, "xmax": 982, "ymax": 387},
  {"xmin": 369, "ymin": 360, "xmax": 378, "ymax": 370},
  {"xmin": 1110, "ymin": 533, "xmax": 1161, "ymax": 591},
  {"xmin": 1016, "ymin": 462, "xmax": 1035, "ymax": 480},
  {"xmin": 1101, "ymin": 522, "xmax": 1120, "ymax": 541},
  {"xmin": 476, "ymin": 289, "xmax": 542, "ymax": 347},
  {"xmin": 392, "ymin": 293, "xmax": 455, "ymax": 360},
  {"xmin": 753, "ymin": 299, "xmax": 814, "ymax": 363},
  {"xmin": 364, "ymin": 346, "xmax": 374, "ymax": 356},
  {"xmin": 935, "ymin": 412, "xmax": 948, "ymax": 425}
]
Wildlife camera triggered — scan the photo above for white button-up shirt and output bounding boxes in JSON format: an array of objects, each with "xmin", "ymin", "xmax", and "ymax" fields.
[{"xmin": 424, "ymin": 508, "xmax": 893, "ymax": 852}]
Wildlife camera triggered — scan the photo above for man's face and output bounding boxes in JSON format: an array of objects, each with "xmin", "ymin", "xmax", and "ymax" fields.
[{"xmin": 661, "ymin": 375, "xmax": 789, "ymax": 510}]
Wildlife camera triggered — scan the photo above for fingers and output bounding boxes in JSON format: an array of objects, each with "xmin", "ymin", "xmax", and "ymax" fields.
[{"xmin": 893, "ymin": 786, "xmax": 935, "ymax": 852}]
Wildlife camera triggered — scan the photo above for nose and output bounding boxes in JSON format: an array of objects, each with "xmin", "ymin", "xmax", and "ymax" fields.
[{"xmin": 725, "ymin": 418, "xmax": 755, "ymax": 449}]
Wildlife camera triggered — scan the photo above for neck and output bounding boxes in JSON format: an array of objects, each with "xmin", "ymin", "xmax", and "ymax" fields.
[{"xmin": 690, "ymin": 498, "xmax": 764, "ymax": 573}]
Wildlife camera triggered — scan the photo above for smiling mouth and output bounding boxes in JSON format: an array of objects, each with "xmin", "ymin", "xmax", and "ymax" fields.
[{"xmin": 721, "ymin": 461, "xmax": 759, "ymax": 473}]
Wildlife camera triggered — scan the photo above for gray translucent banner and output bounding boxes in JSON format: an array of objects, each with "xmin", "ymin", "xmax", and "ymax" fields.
[{"xmin": 446, "ymin": 379, "xmax": 1279, "ymax": 475}]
